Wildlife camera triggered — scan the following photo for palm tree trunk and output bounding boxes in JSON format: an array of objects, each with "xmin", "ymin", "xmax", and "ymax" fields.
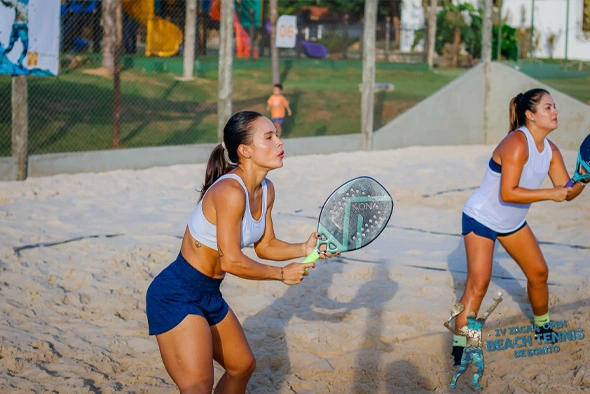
[
  {"xmin": 452, "ymin": 27, "xmax": 461, "ymax": 68},
  {"xmin": 270, "ymin": 0, "xmax": 279, "ymax": 84},
  {"xmin": 101, "ymin": 0, "xmax": 116, "ymax": 73},
  {"xmin": 427, "ymin": 0, "xmax": 437, "ymax": 70}
]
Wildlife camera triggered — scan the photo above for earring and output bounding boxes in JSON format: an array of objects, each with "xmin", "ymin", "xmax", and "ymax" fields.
[{"xmin": 531, "ymin": 118, "xmax": 535, "ymax": 122}]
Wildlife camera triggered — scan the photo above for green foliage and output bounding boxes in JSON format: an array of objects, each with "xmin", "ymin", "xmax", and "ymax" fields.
[
  {"xmin": 276, "ymin": 0, "xmax": 364, "ymax": 17},
  {"xmin": 318, "ymin": 32, "xmax": 358, "ymax": 54},
  {"xmin": 275, "ymin": 0, "xmax": 394, "ymax": 22},
  {"xmin": 492, "ymin": 24, "xmax": 518, "ymax": 61},
  {"xmin": 434, "ymin": 1, "xmax": 481, "ymax": 58}
]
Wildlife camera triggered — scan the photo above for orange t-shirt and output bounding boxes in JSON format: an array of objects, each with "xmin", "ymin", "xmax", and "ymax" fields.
[{"xmin": 267, "ymin": 95, "xmax": 289, "ymax": 119}]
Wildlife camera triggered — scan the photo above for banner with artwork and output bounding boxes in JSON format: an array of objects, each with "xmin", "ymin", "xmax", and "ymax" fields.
[{"xmin": 0, "ymin": 0, "xmax": 60, "ymax": 76}]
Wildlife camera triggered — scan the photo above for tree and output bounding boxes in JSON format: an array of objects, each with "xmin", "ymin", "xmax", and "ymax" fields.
[
  {"xmin": 434, "ymin": 1, "xmax": 481, "ymax": 67},
  {"xmin": 426, "ymin": 0, "xmax": 437, "ymax": 70},
  {"xmin": 270, "ymin": 0, "xmax": 279, "ymax": 84},
  {"xmin": 101, "ymin": 0, "xmax": 117, "ymax": 73}
]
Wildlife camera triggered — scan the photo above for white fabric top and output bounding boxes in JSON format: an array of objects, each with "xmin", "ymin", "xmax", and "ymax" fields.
[
  {"xmin": 463, "ymin": 126, "xmax": 552, "ymax": 233},
  {"xmin": 188, "ymin": 174, "xmax": 267, "ymax": 250}
]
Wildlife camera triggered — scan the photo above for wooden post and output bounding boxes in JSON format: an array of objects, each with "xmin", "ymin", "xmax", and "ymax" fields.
[
  {"xmin": 482, "ymin": 0, "xmax": 493, "ymax": 144},
  {"xmin": 249, "ymin": 9, "xmax": 256, "ymax": 60},
  {"xmin": 112, "ymin": 0, "xmax": 123, "ymax": 148},
  {"xmin": 342, "ymin": 13, "xmax": 349, "ymax": 60},
  {"xmin": 218, "ymin": 0, "xmax": 234, "ymax": 141},
  {"xmin": 427, "ymin": 0, "xmax": 437, "ymax": 70},
  {"xmin": 270, "ymin": 0, "xmax": 279, "ymax": 85},
  {"xmin": 496, "ymin": 0, "xmax": 503, "ymax": 60},
  {"xmin": 361, "ymin": 0, "xmax": 377, "ymax": 151},
  {"xmin": 529, "ymin": 0, "xmax": 535, "ymax": 58},
  {"xmin": 182, "ymin": 0, "xmax": 197, "ymax": 80},
  {"xmin": 482, "ymin": 0, "xmax": 493, "ymax": 64},
  {"xmin": 385, "ymin": 17, "xmax": 391, "ymax": 62},
  {"xmin": 564, "ymin": 0, "xmax": 570, "ymax": 65},
  {"xmin": 198, "ymin": 2, "xmax": 208, "ymax": 56},
  {"xmin": 12, "ymin": 75, "xmax": 28, "ymax": 181}
]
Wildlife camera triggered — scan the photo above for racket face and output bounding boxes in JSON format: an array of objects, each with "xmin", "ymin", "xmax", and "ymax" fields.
[
  {"xmin": 579, "ymin": 134, "xmax": 590, "ymax": 168},
  {"xmin": 316, "ymin": 177, "xmax": 393, "ymax": 253},
  {"xmin": 572, "ymin": 134, "xmax": 590, "ymax": 183}
]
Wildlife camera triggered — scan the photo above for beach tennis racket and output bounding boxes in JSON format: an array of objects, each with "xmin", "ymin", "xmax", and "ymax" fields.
[
  {"xmin": 565, "ymin": 134, "xmax": 590, "ymax": 187},
  {"xmin": 302, "ymin": 176, "xmax": 393, "ymax": 263}
]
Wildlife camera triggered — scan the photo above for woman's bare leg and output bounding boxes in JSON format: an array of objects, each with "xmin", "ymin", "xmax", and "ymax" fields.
[
  {"xmin": 156, "ymin": 315, "xmax": 214, "ymax": 394},
  {"xmin": 456, "ymin": 233, "xmax": 496, "ymax": 328},
  {"xmin": 211, "ymin": 308, "xmax": 256, "ymax": 394},
  {"xmin": 497, "ymin": 225, "xmax": 549, "ymax": 316}
]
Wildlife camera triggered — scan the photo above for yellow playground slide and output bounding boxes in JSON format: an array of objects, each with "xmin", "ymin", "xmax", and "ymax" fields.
[{"xmin": 123, "ymin": 0, "xmax": 183, "ymax": 57}]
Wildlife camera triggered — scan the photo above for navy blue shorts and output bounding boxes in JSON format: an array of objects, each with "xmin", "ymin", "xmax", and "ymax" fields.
[
  {"xmin": 146, "ymin": 253, "xmax": 229, "ymax": 335},
  {"xmin": 461, "ymin": 213, "xmax": 527, "ymax": 242},
  {"xmin": 272, "ymin": 117, "xmax": 284, "ymax": 125}
]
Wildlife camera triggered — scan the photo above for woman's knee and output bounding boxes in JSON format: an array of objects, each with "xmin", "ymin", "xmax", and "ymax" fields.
[
  {"xmin": 226, "ymin": 354, "xmax": 256, "ymax": 379},
  {"xmin": 528, "ymin": 264, "xmax": 549, "ymax": 285},
  {"xmin": 176, "ymin": 376, "xmax": 214, "ymax": 394}
]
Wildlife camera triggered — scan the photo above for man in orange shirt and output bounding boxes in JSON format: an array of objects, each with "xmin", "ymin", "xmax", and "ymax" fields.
[{"xmin": 266, "ymin": 83, "xmax": 292, "ymax": 138}]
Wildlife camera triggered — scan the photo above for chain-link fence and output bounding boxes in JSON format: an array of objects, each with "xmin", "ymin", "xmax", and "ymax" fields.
[{"xmin": 0, "ymin": 0, "xmax": 441, "ymax": 158}]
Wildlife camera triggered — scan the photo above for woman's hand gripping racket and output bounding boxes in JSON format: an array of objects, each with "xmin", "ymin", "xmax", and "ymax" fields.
[
  {"xmin": 565, "ymin": 134, "xmax": 590, "ymax": 187},
  {"xmin": 302, "ymin": 176, "xmax": 394, "ymax": 263}
]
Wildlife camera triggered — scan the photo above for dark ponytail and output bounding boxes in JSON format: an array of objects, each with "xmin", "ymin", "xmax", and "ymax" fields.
[
  {"xmin": 198, "ymin": 111, "xmax": 263, "ymax": 201},
  {"xmin": 508, "ymin": 88, "xmax": 549, "ymax": 133}
]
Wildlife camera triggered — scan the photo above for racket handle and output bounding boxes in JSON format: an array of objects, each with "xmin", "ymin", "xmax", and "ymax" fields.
[
  {"xmin": 302, "ymin": 249, "xmax": 320, "ymax": 263},
  {"xmin": 565, "ymin": 179, "xmax": 575, "ymax": 188}
]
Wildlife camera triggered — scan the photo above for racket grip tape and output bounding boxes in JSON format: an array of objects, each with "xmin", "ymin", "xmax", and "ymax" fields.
[
  {"xmin": 302, "ymin": 249, "xmax": 320, "ymax": 263},
  {"xmin": 565, "ymin": 179, "xmax": 575, "ymax": 188}
]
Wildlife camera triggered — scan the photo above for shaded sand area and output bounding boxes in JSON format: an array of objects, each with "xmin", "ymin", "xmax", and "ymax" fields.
[{"xmin": 0, "ymin": 145, "xmax": 588, "ymax": 393}]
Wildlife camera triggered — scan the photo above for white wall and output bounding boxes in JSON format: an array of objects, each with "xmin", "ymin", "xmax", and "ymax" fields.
[
  {"xmin": 374, "ymin": 62, "xmax": 590, "ymax": 151},
  {"xmin": 467, "ymin": 0, "xmax": 590, "ymax": 61},
  {"xmin": 400, "ymin": 0, "xmax": 425, "ymax": 52}
]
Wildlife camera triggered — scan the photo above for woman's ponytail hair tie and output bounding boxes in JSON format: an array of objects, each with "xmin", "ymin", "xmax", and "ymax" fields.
[{"xmin": 221, "ymin": 142, "xmax": 237, "ymax": 165}]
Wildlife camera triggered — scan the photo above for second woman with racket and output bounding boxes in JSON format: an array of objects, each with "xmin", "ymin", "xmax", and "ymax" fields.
[
  {"xmin": 450, "ymin": 88, "xmax": 588, "ymax": 366},
  {"xmin": 146, "ymin": 111, "xmax": 335, "ymax": 393}
]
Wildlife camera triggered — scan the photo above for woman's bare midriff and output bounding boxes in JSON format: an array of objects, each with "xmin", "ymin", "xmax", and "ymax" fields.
[{"xmin": 179, "ymin": 226, "xmax": 226, "ymax": 279}]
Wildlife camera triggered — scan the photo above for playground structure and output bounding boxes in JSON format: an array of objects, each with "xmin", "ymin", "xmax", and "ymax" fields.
[
  {"xmin": 122, "ymin": 0, "xmax": 183, "ymax": 57},
  {"xmin": 300, "ymin": 39, "xmax": 328, "ymax": 59},
  {"xmin": 210, "ymin": 0, "xmax": 258, "ymax": 58}
]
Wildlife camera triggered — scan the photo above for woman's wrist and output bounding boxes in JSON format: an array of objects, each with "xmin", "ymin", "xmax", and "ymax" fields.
[
  {"xmin": 279, "ymin": 266, "xmax": 284, "ymax": 282},
  {"xmin": 300, "ymin": 242, "xmax": 309, "ymax": 258}
]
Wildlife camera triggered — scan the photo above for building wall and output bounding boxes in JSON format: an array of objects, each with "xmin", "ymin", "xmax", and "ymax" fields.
[
  {"xmin": 400, "ymin": 0, "xmax": 425, "ymax": 52},
  {"xmin": 502, "ymin": 0, "xmax": 590, "ymax": 61},
  {"xmin": 403, "ymin": 0, "xmax": 590, "ymax": 61}
]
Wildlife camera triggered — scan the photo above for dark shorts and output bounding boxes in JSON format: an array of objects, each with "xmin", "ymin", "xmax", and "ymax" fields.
[
  {"xmin": 461, "ymin": 213, "xmax": 527, "ymax": 242},
  {"xmin": 146, "ymin": 253, "xmax": 229, "ymax": 335},
  {"xmin": 272, "ymin": 117, "xmax": 284, "ymax": 125}
]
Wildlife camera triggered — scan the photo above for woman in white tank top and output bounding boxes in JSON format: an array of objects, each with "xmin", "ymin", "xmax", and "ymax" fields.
[
  {"xmin": 147, "ymin": 111, "xmax": 337, "ymax": 393},
  {"xmin": 449, "ymin": 89, "xmax": 588, "ymax": 369}
]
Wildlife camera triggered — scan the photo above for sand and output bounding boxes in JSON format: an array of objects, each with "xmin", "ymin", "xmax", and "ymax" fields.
[{"xmin": 0, "ymin": 145, "xmax": 588, "ymax": 393}]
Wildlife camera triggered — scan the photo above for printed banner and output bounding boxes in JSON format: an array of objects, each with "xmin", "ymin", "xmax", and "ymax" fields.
[{"xmin": 0, "ymin": 0, "xmax": 60, "ymax": 76}]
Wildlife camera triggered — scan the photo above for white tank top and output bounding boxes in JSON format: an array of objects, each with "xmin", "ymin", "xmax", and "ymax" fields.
[
  {"xmin": 463, "ymin": 126, "xmax": 552, "ymax": 233},
  {"xmin": 187, "ymin": 174, "xmax": 268, "ymax": 250}
]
